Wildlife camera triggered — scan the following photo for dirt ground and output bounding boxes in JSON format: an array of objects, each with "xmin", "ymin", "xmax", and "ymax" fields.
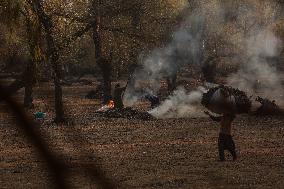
[{"xmin": 0, "ymin": 83, "xmax": 284, "ymax": 189}]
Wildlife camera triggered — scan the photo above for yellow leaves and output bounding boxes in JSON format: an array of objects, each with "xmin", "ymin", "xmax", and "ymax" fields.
[{"xmin": 34, "ymin": 45, "xmax": 43, "ymax": 62}]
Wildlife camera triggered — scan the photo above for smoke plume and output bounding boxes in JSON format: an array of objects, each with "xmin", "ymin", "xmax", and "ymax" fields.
[
  {"xmin": 123, "ymin": 5, "xmax": 206, "ymax": 106},
  {"xmin": 148, "ymin": 86, "xmax": 206, "ymax": 118},
  {"xmin": 227, "ymin": 29, "xmax": 283, "ymax": 101},
  {"xmin": 124, "ymin": 0, "xmax": 284, "ymax": 115}
]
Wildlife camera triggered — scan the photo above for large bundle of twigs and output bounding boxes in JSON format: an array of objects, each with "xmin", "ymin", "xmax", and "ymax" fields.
[
  {"xmin": 202, "ymin": 85, "xmax": 251, "ymax": 114},
  {"xmin": 255, "ymin": 96, "xmax": 284, "ymax": 116}
]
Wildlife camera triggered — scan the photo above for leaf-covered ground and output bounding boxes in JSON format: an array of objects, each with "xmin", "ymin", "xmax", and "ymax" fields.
[{"xmin": 0, "ymin": 84, "xmax": 283, "ymax": 188}]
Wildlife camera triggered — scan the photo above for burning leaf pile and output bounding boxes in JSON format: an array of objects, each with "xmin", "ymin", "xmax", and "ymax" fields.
[
  {"xmin": 202, "ymin": 85, "xmax": 251, "ymax": 114},
  {"xmin": 97, "ymin": 100, "xmax": 114, "ymax": 112},
  {"xmin": 95, "ymin": 107, "xmax": 154, "ymax": 120}
]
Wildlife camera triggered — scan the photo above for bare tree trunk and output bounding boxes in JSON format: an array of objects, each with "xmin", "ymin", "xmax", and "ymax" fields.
[
  {"xmin": 0, "ymin": 65, "xmax": 31, "ymax": 102},
  {"xmin": 100, "ymin": 60, "xmax": 112, "ymax": 103},
  {"xmin": 24, "ymin": 85, "xmax": 33, "ymax": 108},
  {"xmin": 24, "ymin": 61, "xmax": 35, "ymax": 108},
  {"xmin": 167, "ymin": 73, "xmax": 177, "ymax": 92},
  {"xmin": 201, "ymin": 56, "xmax": 217, "ymax": 83},
  {"xmin": 0, "ymin": 79, "xmax": 25, "ymax": 102},
  {"xmin": 0, "ymin": 68, "xmax": 34, "ymax": 106},
  {"xmin": 91, "ymin": 15, "xmax": 112, "ymax": 103},
  {"xmin": 32, "ymin": 0, "xmax": 65, "ymax": 123},
  {"xmin": 23, "ymin": 12, "xmax": 38, "ymax": 109},
  {"xmin": 24, "ymin": 87, "xmax": 33, "ymax": 108}
]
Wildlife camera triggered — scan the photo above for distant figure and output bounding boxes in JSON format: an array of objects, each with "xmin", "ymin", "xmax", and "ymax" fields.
[
  {"xmin": 144, "ymin": 94, "xmax": 160, "ymax": 108},
  {"xmin": 113, "ymin": 84, "xmax": 126, "ymax": 110},
  {"xmin": 204, "ymin": 111, "xmax": 237, "ymax": 161}
]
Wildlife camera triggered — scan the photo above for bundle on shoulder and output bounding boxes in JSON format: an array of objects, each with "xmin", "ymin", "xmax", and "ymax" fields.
[{"xmin": 202, "ymin": 85, "xmax": 251, "ymax": 114}]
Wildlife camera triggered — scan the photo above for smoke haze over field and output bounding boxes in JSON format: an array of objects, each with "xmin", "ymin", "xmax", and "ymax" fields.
[
  {"xmin": 124, "ymin": 0, "xmax": 284, "ymax": 116},
  {"xmin": 224, "ymin": 1, "xmax": 283, "ymax": 102},
  {"xmin": 149, "ymin": 86, "xmax": 206, "ymax": 118},
  {"xmin": 227, "ymin": 29, "xmax": 283, "ymax": 101},
  {"xmin": 123, "ymin": 24, "xmax": 202, "ymax": 107}
]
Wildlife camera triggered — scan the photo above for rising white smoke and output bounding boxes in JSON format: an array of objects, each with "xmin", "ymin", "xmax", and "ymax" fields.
[
  {"xmin": 123, "ymin": 6, "xmax": 205, "ymax": 107},
  {"xmin": 227, "ymin": 29, "xmax": 283, "ymax": 101},
  {"xmin": 148, "ymin": 86, "xmax": 207, "ymax": 118},
  {"xmin": 124, "ymin": 0, "xmax": 284, "ymax": 116}
]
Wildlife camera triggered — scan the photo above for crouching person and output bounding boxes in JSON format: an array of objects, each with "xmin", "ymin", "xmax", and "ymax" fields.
[{"xmin": 204, "ymin": 111, "xmax": 237, "ymax": 161}]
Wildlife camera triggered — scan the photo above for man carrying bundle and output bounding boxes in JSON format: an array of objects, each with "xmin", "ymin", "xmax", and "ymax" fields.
[
  {"xmin": 201, "ymin": 85, "xmax": 251, "ymax": 161},
  {"xmin": 205, "ymin": 111, "xmax": 237, "ymax": 161}
]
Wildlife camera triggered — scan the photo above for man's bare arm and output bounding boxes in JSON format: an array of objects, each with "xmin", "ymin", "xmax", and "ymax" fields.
[{"xmin": 204, "ymin": 111, "xmax": 222, "ymax": 122}]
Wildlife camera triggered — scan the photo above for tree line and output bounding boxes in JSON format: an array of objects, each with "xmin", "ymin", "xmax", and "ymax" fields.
[{"xmin": 0, "ymin": 0, "xmax": 283, "ymax": 123}]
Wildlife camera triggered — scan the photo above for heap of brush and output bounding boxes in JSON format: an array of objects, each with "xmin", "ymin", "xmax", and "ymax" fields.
[
  {"xmin": 95, "ymin": 107, "xmax": 154, "ymax": 120},
  {"xmin": 254, "ymin": 96, "xmax": 283, "ymax": 116}
]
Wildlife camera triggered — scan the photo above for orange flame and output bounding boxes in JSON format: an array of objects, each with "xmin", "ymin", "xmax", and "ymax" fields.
[
  {"xmin": 107, "ymin": 100, "xmax": 114, "ymax": 108},
  {"xmin": 97, "ymin": 100, "xmax": 114, "ymax": 112}
]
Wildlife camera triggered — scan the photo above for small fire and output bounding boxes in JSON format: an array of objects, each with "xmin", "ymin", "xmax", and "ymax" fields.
[
  {"xmin": 97, "ymin": 100, "xmax": 114, "ymax": 112},
  {"xmin": 107, "ymin": 100, "xmax": 114, "ymax": 108}
]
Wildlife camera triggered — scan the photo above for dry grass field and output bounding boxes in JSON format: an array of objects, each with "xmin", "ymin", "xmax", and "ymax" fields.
[{"xmin": 0, "ymin": 83, "xmax": 283, "ymax": 188}]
